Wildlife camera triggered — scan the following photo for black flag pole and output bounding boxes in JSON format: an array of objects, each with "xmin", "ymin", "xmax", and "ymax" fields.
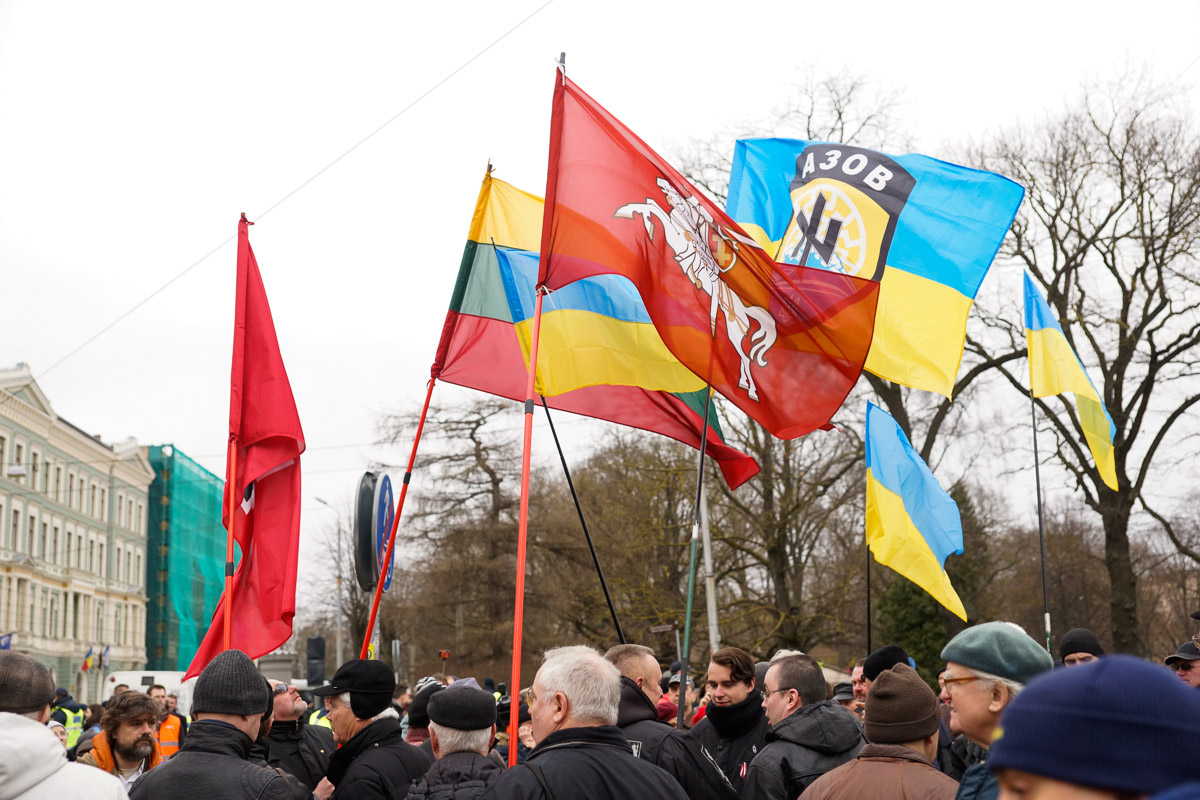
[
  {"xmin": 678, "ymin": 385, "xmax": 713, "ymax": 729},
  {"xmin": 1029, "ymin": 389, "xmax": 1053, "ymax": 655},
  {"xmin": 540, "ymin": 397, "xmax": 626, "ymax": 645}
]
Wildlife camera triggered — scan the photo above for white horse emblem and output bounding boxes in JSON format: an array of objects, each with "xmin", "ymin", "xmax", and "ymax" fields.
[{"xmin": 614, "ymin": 178, "xmax": 778, "ymax": 402}]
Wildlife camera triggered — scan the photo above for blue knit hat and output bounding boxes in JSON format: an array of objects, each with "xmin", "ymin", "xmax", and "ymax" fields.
[
  {"xmin": 989, "ymin": 656, "xmax": 1200, "ymax": 794},
  {"xmin": 940, "ymin": 621, "xmax": 1052, "ymax": 685}
]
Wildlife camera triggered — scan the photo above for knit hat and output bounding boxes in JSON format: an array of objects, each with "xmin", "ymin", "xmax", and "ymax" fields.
[
  {"xmin": 1057, "ymin": 628, "xmax": 1105, "ymax": 661},
  {"xmin": 940, "ymin": 622, "xmax": 1053, "ymax": 685},
  {"xmin": 988, "ymin": 656, "xmax": 1200, "ymax": 794},
  {"xmin": 312, "ymin": 659, "xmax": 395, "ymax": 719},
  {"xmin": 407, "ymin": 681, "xmax": 446, "ymax": 728},
  {"xmin": 0, "ymin": 652, "xmax": 56, "ymax": 714},
  {"xmin": 863, "ymin": 645, "xmax": 912, "ymax": 682},
  {"xmin": 1165, "ymin": 642, "xmax": 1200, "ymax": 666},
  {"xmin": 864, "ymin": 664, "xmax": 939, "ymax": 744},
  {"xmin": 192, "ymin": 650, "xmax": 270, "ymax": 716},
  {"xmin": 428, "ymin": 678, "xmax": 497, "ymax": 730}
]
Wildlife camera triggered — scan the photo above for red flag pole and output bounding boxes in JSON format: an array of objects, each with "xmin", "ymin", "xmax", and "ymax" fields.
[
  {"xmin": 508, "ymin": 289, "xmax": 545, "ymax": 765},
  {"xmin": 359, "ymin": 378, "xmax": 438, "ymax": 658},
  {"xmin": 223, "ymin": 436, "xmax": 239, "ymax": 651}
]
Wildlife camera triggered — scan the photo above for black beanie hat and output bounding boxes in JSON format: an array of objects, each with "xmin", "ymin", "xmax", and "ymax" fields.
[
  {"xmin": 428, "ymin": 678, "xmax": 497, "ymax": 730},
  {"xmin": 864, "ymin": 664, "xmax": 939, "ymax": 744},
  {"xmin": 407, "ymin": 682, "xmax": 445, "ymax": 728},
  {"xmin": 193, "ymin": 650, "xmax": 270, "ymax": 716},
  {"xmin": 1057, "ymin": 628, "xmax": 1105, "ymax": 661},
  {"xmin": 863, "ymin": 644, "xmax": 911, "ymax": 682}
]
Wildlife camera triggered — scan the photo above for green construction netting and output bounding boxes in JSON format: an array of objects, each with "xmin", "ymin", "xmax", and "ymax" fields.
[{"xmin": 147, "ymin": 445, "xmax": 226, "ymax": 671}]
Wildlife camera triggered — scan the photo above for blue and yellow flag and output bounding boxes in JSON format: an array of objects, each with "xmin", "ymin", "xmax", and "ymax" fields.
[
  {"xmin": 727, "ymin": 139, "xmax": 1024, "ymax": 398},
  {"xmin": 865, "ymin": 402, "xmax": 966, "ymax": 621},
  {"xmin": 1023, "ymin": 273, "xmax": 1118, "ymax": 490}
]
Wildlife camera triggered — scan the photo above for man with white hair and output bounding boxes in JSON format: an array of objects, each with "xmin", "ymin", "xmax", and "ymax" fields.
[
  {"xmin": 311, "ymin": 659, "xmax": 432, "ymax": 800},
  {"xmin": 481, "ymin": 645, "xmax": 688, "ymax": 799},
  {"xmin": 408, "ymin": 678, "xmax": 503, "ymax": 800},
  {"xmin": 0, "ymin": 650, "xmax": 127, "ymax": 798}
]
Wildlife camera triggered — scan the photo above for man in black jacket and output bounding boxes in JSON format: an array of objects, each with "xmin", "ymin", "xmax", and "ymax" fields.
[
  {"xmin": 312, "ymin": 658, "xmax": 432, "ymax": 800},
  {"xmin": 605, "ymin": 644, "xmax": 735, "ymax": 800},
  {"xmin": 408, "ymin": 677, "xmax": 503, "ymax": 800},
  {"xmin": 265, "ymin": 679, "xmax": 334, "ymax": 791},
  {"xmin": 739, "ymin": 654, "xmax": 864, "ymax": 800},
  {"xmin": 689, "ymin": 646, "xmax": 769, "ymax": 793},
  {"xmin": 481, "ymin": 645, "xmax": 688, "ymax": 800},
  {"xmin": 129, "ymin": 650, "xmax": 294, "ymax": 800}
]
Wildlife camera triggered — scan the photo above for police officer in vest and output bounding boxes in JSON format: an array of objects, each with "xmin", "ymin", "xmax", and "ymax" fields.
[
  {"xmin": 51, "ymin": 686, "xmax": 88, "ymax": 759},
  {"xmin": 148, "ymin": 684, "xmax": 188, "ymax": 758}
]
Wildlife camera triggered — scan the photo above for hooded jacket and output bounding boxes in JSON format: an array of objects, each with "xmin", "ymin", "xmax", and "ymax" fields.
[
  {"xmin": 126, "ymin": 719, "xmax": 293, "ymax": 800},
  {"xmin": 689, "ymin": 690, "xmax": 770, "ymax": 793},
  {"xmin": 0, "ymin": 712, "xmax": 127, "ymax": 800},
  {"xmin": 326, "ymin": 716, "xmax": 432, "ymax": 800},
  {"xmin": 76, "ymin": 729, "xmax": 165, "ymax": 776},
  {"xmin": 738, "ymin": 700, "xmax": 865, "ymax": 800},
  {"xmin": 801, "ymin": 743, "xmax": 960, "ymax": 800},
  {"xmin": 615, "ymin": 676, "xmax": 735, "ymax": 800}
]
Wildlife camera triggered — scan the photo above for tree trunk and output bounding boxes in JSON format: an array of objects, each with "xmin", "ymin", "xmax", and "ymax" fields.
[{"xmin": 1101, "ymin": 495, "xmax": 1139, "ymax": 655}]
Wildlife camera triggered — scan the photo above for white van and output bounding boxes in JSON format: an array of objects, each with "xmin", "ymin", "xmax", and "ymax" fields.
[{"xmin": 102, "ymin": 671, "xmax": 196, "ymax": 716}]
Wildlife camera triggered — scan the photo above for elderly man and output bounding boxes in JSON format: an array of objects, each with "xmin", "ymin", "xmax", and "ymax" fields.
[
  {"xmin": 605, "ymin": 644, "xmax": 735, "ymax": 800},
  {"xmin": 481, "ymin": 645, "xmax": 688, "ymax": 799},
  {"xmin": 990, "ymin": 656, "xmax": 1200, "ymax": 796},
  {"xmin": 128, "ymin": 650, "xmax": 293, "ymax": 800},
  {"xmin": 408, "ymin": 678, "xmax": 503, "ymax": 800},
  {"xmin": 311, "ymin": 659, "xmax": 431, "ymax": 800},
  {"xmin": 0, "ymin": 651, "xmax": 126, "ymax": 797},
  {"xmin": 803, "ymin": 665, "xmax": 958, "ymax": 800},
  {"xmin": 263, "ymin": 680, "xmax": 334, "ymax": 791},
  {"xmin": 689, "ymin": 646, "xmax": 768, "ymax": 794},
  {"xmin": 1164, "ymin": 641, "xmax": 1200, "ymax": 689},
  {"xmin": 77, "ymin": 690, "xmax": 165, "ymax": 790},
  {"xmin": 938, "ymin": 621, "xmax": 1053, "ymax": 800},
  {"xmin": 1057, "ymin": 628, "xmax": 1105, "ymax": 667},
  {"xmin": 739, "ymin": 654, "xmax": 864, "ymax": 800}
]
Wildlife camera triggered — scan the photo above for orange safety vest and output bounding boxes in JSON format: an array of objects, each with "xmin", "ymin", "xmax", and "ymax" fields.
[{"xmin": 157, "ymin": 714, "xmax": 183, "ymax": 758}]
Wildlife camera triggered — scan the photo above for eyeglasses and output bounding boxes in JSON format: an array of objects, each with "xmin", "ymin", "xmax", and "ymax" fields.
[
  {"xmin": 272, "ymin": 684, "xmax": 290, "ymax": 695},
  {"xmin": 762, "ymin": 687, "xmax": 794, "ymax": 698},
  {"xmin": 1171, "ymin": 661, "xmax": 1197, "ymax": 673},
  {"xmin": 938, "ymin": 675, "xmax": 982, "ymax": 693}
]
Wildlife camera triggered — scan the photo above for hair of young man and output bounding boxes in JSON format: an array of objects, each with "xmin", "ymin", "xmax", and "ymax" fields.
[
  {"xmin": 771, "ymin": 655, "xmax": 827, "ymax": 706},
  {"xmin": 429, "ymin": 721, "xmax": 492, "ymax": 755},
  {"xmin": 604, "ymin": 644, "xmax": 659, "ymax": 683},
  {"xmin": 854, "ymin": 658, "xmax": 866, "ymax": 669},
  {"xmin": 770, "ymin": 649, "xmax": 805, "ymax": 662},
  {"xmin": 538, "ymin": 645, "xmax": 620, "ymax": 725},
  {"xmin": 147, "ymin": 684, "xmax": 166, "ymax": 694},
  {"xmin": 101, "ymin": 691, "xmax": 164, "ymax": 736},
  {"xmin": 710, "ymin": 646, "xmax": 755, "ymax": 686},
  {"xmin": 336, "ymin": 692, "xmax": 399, "ymax": 723}
]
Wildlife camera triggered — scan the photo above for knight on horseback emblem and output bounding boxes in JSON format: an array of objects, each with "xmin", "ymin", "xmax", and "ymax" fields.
[{"xmin": 614, "ymin": 177, "xmax": 778, "ymax": 402}]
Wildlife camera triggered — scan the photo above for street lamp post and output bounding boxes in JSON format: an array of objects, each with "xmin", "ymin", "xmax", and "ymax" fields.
[{"xmin": 315, "ymin": 498, "xmax": 344, "ymax": 668}]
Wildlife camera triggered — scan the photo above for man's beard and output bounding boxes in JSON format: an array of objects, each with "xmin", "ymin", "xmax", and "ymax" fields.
[{"xmin": 114, "ymin": 735, "xmax": 154, "ymax": 763}]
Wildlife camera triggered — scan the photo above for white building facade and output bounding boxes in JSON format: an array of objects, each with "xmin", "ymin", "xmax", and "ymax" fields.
[{"xmin": 0, "ymin": 364, "xmax": 155, "ymax": 702}]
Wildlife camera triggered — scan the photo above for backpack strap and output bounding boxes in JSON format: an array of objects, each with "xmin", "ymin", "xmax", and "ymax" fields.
[{"xmin": 526, "ymin": 762, "xmax": 554, "ymax": 800}]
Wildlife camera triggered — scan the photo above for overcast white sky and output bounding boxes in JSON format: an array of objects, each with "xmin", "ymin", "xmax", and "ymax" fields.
[{"xmin": 2, "ymin": 1, "xmax": 1197, "ymax": 598}]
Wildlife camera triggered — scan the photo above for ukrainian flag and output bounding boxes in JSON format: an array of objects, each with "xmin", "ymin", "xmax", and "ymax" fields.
[
  {"xmin": 865, "ymin": 402, "xmax": 966, "ymax": 621},
  {"xmin": 1023, "ymin": 274, "xmax": 1118, "ymax": 490},
  {"xmin": 727, "ymin": 139, "xmax": 1024, "ymax": 398}
]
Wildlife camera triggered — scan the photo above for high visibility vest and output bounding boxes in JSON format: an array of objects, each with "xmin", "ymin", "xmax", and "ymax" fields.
[
  {"xmin": 157, "ymin": 714, "xmax": 183, "ymax": 758},
  {"xmin": 56, "ymin": 706, "xmax": 85, "ymax": 749},
  {"xmin": 308, "ymin": 709, "xmax": 332, "ymax": 729}
]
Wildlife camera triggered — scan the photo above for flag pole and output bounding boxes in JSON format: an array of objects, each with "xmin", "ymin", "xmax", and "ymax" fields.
[
  {"xmin": 1029, "ymin": 389, "xmax": 1053, "ymax": 655},
  {"xmin": 223, "ymin": 436, "xmax": 239, "ymax": 652},
  {"xmin": 359, "ymin": 377, "xmax": 438, "ymax": 658},
  {"xmin": 677, "ymin": 385, "xmax": 713, "ymax": 729},
  {"xmin": 866, "ymin": 549, "xmax": 872, "ymax": 653},
  {"xmin": 539, "ymin": 397, "xmax": 626, "ymax": 644},
  {"xmin": 509, "ymin": 288, "xmax": 545, "ymax": 765}
]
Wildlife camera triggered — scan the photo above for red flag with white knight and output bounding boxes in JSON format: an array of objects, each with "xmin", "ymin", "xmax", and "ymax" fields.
[
  {"xmin": 186, "ymin": 214, "xmax": 305, "ymax": 679},
  {"xmin": 538, "ymin": 75, "xmax": 880, "ymax": 439}
]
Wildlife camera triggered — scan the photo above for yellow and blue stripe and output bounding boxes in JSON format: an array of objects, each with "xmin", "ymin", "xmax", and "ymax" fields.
[
  {"xmin": 727, "ymin": 138, "xmax": 1024, "ymax": 398},
  {"xmin": 1023, "ymin": 274, "xmax": 1118, "ymax": 490},
  {"xmin": 865, "ymin": 402, "xmax": 966, "ymax": 621}
]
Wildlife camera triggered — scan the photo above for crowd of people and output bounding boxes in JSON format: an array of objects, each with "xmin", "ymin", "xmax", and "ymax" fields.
[{"xmin": 3, "ymin": 622, "xmax": 1200, "ymax": 799}]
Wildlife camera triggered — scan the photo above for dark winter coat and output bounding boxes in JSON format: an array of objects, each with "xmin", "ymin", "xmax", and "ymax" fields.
[
  {"xmin": 689, "ymin": 690, "xmax": 770, "ymax": 793},
  {"xmin": 128, "ymin": 719, "xmax": 293, "ymax": 800},
  {"xmin": 265, "ymin": 717, "xmax": 336, "ymax": 791},
  {"xmin": 406, "ymin": 750, "xmax": 504, "ymax": 800},
  {"xmin": 801, "ymin": 743, "xmax": 960, "ymax": 800},
  {"xmin": 479, "ymin": 725, "xmax": 688, "ymax": 800},
  {"xmin": 615, "ymin": 676, "xmax": 735, "ymax": 800},
  {"xmin": 327, "ymin": 716, "xmax": 433, "ymax": 800},
  {"xmin": 955, "ymin": 759, "xmax": 998, "ymax": 800},
  {"xmin": 738, "ymin": 701, "xmax": 865, "ymax": 800}
]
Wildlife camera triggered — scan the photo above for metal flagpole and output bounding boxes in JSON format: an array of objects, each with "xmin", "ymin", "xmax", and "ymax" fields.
[
  {"xmin": 1029, "ymin": 390, "xmax": 1053, "ymax": 655},
  {"xmin": 360, "ymin": 378, "xmax": 437, "ymax": 657},
  {"xmin": 540, "ymin": 397, "xmax": 626, "ymax": 644},
  {"xmin": 700, "ymin": 490, "xmax": 720, "ymax": 651},
  {"xmin": 223, "ymin": 437, "xmax": 238, "ymax": 651},
  {"xmin": 866, "ymin": 549, "xmax": 872, "ymax": 653},
  {"xmin": 678, "ymin": 386, "xmax": 713, "ymax": 729}
]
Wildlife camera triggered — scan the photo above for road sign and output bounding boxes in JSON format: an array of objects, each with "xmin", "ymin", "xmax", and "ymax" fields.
[{"xmin": 373, "ymin": 474, "xmax": 395, "ymax": 592}]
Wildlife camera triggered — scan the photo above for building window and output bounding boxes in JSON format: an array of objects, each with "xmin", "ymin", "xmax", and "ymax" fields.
[
  {"xmin": 27, "ymin": 516, "xmax": 35, "ymax": 555},
  {"xmin": 99, "ymin": 488, "xmax": 106, "ymax": 521},
  {"xmin": 127, "ymin": 499, "xmax": 134, "ymax": 531},
  {"xmin": 125, "ymin": 551, "xmax": 131, "ymax": 584},
  {"xmin": 13, "ymin": 444, "xmax": 23, "ymax": 483},
  {"xmin": 30, "ymin": 453, "xmax": 38, "ymax": 491},
  {"xmin": 51, "ymin": 526, "xmax": 59, "ymax": 564},
  {"xmin": 0, "ymin": 436, "xmax": 6, "ymax": 475},
  {"xmin": 53, "ymin": 467, "xmax": 61, "ymax": 502},
  {"xmin": 39, "ymin": 522, "xmax": 46, "ymax": 560},
  {"xmin": 10, "ymin": 510, "xmax": 18, "ymax": 550},
  {"xmin": 89, "ymin": 486, "xmax": 96, "ymax": 517},
  {"xmin": 87, "ymin": 541, "xmax": 94, "ymax": 573},
  {"xmin": 135, "ymin": 553, "xmax": 141, "ymax": 588},
  {"xmin": 68, "ymin": 475, "xmax": 75, "ymax": 509},
  {"xmin": 98, "ymin": 542, "xmax": 105, "ymax": 578}
]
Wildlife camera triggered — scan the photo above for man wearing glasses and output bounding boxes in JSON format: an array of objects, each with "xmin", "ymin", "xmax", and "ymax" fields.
[
  {"xmin": 264, "ymin": 680, "xmax": 334, "ymax": 791},
  {"xmin": 1165, "ymin": 641, "xmax": 1200, "ymax": 688}
]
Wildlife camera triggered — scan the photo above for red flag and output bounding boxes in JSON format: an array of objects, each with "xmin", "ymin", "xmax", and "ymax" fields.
[
  {"xmin": 538, "ymin": 76, "xmax": 879, "ymax": 439},
  {"xmin": 186, "ymin": 215, "xmax": 305, "ymax": 679}
]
